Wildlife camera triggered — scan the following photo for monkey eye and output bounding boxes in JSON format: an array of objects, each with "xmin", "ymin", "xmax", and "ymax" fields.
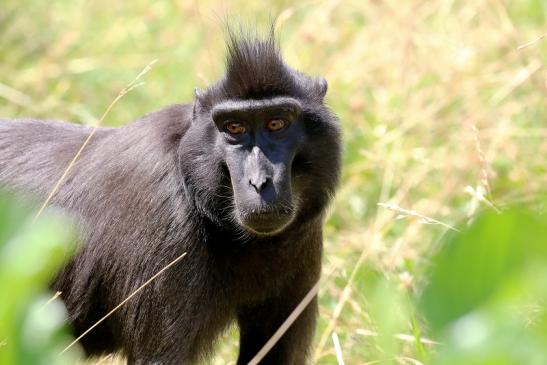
[
  {"xmin": 224, "ymin": 121, "xmax": 246, "ymax": 135},
  {"xmin": 265, "ymin": 119, "xmax": 287, "ymax": 132}
]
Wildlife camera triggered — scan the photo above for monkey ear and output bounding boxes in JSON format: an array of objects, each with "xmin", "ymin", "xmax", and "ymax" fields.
[
  {"xmin": 193, "ymin": 88, "xmax": 207, "ymax": 118},
  {"xmin": 194, "ymin": 88, "xmax": 206, "ymax": 104},
  {"xmin": 314, "ymin": 77, "xmax": 328, "ymax": 99}
]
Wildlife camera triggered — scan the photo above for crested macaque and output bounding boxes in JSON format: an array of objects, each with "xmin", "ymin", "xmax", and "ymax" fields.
[{"xmin": 0, "ymin": 33, "xmax": 341, "ymax": 364}]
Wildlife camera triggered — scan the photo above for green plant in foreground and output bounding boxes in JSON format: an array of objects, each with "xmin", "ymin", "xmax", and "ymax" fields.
[
  {"xmin": 421, "ymin": 206, "xmax": 547, "ymax": 365},
  {"xmin": 0, "ymin": 192, "xmax": 81, "ymax": 365}
]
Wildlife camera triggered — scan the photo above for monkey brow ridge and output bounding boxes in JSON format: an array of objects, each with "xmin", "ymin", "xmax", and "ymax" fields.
[{"xmin": 211, "ymin": 97, "xmax": 302, "ymax": 119}]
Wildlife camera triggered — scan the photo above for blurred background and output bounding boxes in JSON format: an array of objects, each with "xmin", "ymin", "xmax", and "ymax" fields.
[{"xmin": 0, "ymin": 0, "xmax": 546, "ymax": 364}]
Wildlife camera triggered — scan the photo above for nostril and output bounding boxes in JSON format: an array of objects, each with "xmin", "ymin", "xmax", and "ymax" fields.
[{"xmin": 249, "ymin": 177, "xmax": 270, "ymax": 193}]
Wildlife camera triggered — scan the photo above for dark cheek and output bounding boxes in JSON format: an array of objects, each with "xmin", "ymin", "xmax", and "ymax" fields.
[
  {"xmin": 292, "ymin": 152, "xmax": 313, "ymax": 175},
  {"xmin": 220, "ymin": 161, "xmax": 230, "ymax": 179},
  {"xmin": 220, "ymin": 163, "xmax": 233, "ymax": 192}
]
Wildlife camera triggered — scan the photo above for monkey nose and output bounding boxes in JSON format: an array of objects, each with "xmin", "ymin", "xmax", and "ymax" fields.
[{"xmin": 249, "ymin": 176, "xmax": 270, "ymax": 193}]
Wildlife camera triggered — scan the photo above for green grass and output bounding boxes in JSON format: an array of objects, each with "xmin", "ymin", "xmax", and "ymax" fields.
[{"xmin": 1, "ymin": 0, "xmax": 546, "ymax": 364}]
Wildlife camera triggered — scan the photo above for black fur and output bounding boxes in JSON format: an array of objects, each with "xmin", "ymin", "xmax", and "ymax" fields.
[{"xmin": 0, "ymin": 33, "xmax": 341, "ymax": 364}]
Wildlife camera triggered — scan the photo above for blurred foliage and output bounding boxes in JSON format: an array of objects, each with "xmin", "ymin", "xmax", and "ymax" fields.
[
  {"xmin": 421, "ymin": 206, "xmax": 547, "ymax": 365},
  {"xmin": 0, "ymin": 0, "xmax": 546, "ymax": 364},
  {"xmin": 0, "ymin": 193, "xmax": 80, "ymax": 365}
]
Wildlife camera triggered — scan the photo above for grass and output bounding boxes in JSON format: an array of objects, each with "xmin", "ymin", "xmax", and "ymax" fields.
[{"xmin": 1, "ymin": 0, "xmax": 546, "ymax": 364}]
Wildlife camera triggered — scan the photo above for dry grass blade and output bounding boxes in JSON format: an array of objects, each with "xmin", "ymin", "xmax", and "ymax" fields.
[
  {"xmin": 470, "ymin": 124, "xmax": 492, "ymax": 197},
  {"xmin": 40, "ymin": 291, "xmax": 62, "ymax": 310},
  {"xmin": 32, "ymin": 127, "xmax": 98, "ymax": 223},
  {"xmin": 332, "ymin": 332, "xmax": 345, "ymax": 365},
  {"xmin": 32, "ymin": 60, "xmax": 157, "ymax": 223},
  {"xmin": 314, "ymin": 249, "xmax": 370, "ymax": 360},
  {"xmin": 0, "ymin": 81, "xmax": 34, "ymax": 108},
  {"xmin": 396, "ymin": 356, "xmax": 425, "ymax": 365},
  {"xmin": 377, "ymin": 202, "xmax": 460, "ymax": 232},
  {"xmin": 59, "ymin": 251, "xmax": 187, "ymax": 355},
  {"xmin": 355, "ymin": 328, "xmax": 440, "ymax": 345},
  {"xmin": 517, "ymin": 33, "xmax": 546, "ymax": 50},
  {"xmin": 93, "ymin": 354, "xmax": 113, "ymax": 365},
  {"xmin": 247, "ymin": 280, "xmax": 321, "ymax": 365}
]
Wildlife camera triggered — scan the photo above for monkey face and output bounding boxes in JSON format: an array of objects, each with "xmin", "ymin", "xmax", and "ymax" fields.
[
  {"xmin": 212, "ymin": 97, "xmax": 304, "ymax": 235},
  {"xmin": 180, "ymin": 36, "xmax": 341, "ymax": 237}
]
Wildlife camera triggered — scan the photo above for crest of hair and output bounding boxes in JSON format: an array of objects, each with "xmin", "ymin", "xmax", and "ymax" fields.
[{"xmin": 199, "ymin": 27, "xmax": 313, "ymax": 106}]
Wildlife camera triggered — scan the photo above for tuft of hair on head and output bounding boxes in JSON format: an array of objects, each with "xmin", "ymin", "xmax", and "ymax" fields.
[
  {"xmin": 223, "ymin": 27, "xmax": 294, "ymax": 98},
  {"xmin": 196, "ymin": 26, "xmax": 328, "ymax": 108}
]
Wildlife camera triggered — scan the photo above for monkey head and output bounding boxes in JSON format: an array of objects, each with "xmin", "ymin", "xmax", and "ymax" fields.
[{"xmin": 179, "ymin": 35, "xmax": 341, "ymax": 236}]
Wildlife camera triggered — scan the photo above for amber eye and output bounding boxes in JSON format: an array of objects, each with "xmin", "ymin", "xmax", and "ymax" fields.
[
  {"xmin": 265, "ymin": 119, "xmax": 287, "ymax": 132},
  {"xmin": 224, "ymin": 121, "xmax": 246, "ymax": 135}
]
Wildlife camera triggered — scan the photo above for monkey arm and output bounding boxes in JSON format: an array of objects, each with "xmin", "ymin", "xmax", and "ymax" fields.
[
  {"xmin": 235, "ymin": 264, "xmax": 320, "ymax": 365},
  {"xmin": 237, "ymin": 292, "xmax": 318, "ymax": 365}
]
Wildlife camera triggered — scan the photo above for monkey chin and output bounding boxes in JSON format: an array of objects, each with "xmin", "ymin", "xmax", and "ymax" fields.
[{"xmin": 238, "ymin": 211, "xmax": 295, "ymax": 236}]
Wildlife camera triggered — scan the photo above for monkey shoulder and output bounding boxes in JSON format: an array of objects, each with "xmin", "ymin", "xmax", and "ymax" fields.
[
  {"xmin": 127, "ymin": 103, "xmax": 193, "ymax": 146},
  {"xmin": 0, "ymin": 118, "xmax": 98, "ymax": 142},
  {"xmin": 0, "ymin": 118, "xmax": 107, "ymax": 192}
]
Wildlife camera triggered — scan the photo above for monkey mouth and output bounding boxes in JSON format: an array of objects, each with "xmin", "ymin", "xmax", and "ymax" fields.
[{"xmin": 238, "ymin": 209, "xmax": 295, "ymax": 235}]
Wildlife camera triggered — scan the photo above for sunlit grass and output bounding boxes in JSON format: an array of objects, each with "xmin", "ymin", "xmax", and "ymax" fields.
[{"xmin": 1, "ymin": 0, "xmax": 546, "ymax": 364}]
